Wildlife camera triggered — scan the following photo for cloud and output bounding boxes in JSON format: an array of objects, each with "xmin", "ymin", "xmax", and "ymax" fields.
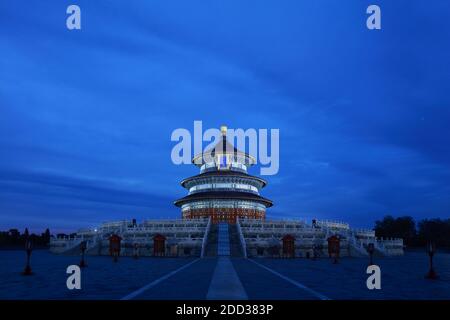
[
  {"xmin": 0, "ymin": 169, "xmax": 177, "ymax": 231},
  {"xmin": 0, "ymin": 0, "xmax": 449, "ymax": 231}
]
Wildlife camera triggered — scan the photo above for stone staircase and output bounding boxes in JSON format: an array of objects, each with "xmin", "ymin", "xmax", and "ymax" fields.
[
  {"xmin": 203, "ymin": 223, "xmax": 246, "ymax": 257},
  {"xmin": 229, "ymin": 224, "xmax": 244, "ymax": 257},
  {"xmin": 204, "ymin": 224, "xmax": 218, "ymax": 257}
]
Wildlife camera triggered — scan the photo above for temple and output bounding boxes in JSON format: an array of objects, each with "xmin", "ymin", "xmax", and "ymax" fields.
[
  {"xmin": 49, "ymin": 125, "xmax": 404, "ymax": 258},
  {"xmin": 174, "ymin": 125, "xmax": 272, "ymax": 223}
]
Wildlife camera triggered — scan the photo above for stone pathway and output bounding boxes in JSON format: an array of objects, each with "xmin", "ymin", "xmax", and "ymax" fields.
[
  {"xmin": 248, "ymin": 258, "xmax": 329, "ymax": 300},
  {"xmin": 1, "ymin": 250, "xmax": 449, "ymax": 299},
  {"xmin": 206, "ymin": 257, "xmax": 248, "ymax": 300},
  {"xmin": 231, "ymin": 258, "xmax": 324, "ymax": 300},
  {"xmin": 121, "ymin": 259, "xmax": 200, "ymax": 300}
]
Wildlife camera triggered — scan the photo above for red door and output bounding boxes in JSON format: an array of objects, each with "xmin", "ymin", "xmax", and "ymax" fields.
[
  {"xmin": 282, "ymin": 234, "xmax": 295, "ymax": 258},
  {"xmin": 153, "ymin": 234, "xmax": 166, "ymax": 257},
  {"xmin": 109, "ymin": 234, "xmax": 122, "ymax": 261}
]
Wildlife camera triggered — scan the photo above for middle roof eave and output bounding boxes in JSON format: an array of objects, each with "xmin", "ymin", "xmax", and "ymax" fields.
[{"xmin": 180, "ymin": 170, "xmax": 268, "ymax": 188}]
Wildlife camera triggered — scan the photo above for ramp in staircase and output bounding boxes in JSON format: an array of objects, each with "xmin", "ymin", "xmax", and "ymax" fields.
[{"xmin": 217, "ymin": 223, "xmax": 230, "ymax": 256}]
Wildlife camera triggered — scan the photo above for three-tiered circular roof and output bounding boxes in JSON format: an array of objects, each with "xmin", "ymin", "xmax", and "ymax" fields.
[{"xmin": 174, "ymin": 125, "xmax": 273, "ymax": 213}]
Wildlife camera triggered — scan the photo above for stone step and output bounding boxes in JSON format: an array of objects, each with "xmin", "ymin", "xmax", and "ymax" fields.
[
  {"xmin": 205, "ymin": 224, "xmax": 218, "ymax": 257},
  {"xmin": 229, "ymin": 224, "xmax": 244, "ymax": 257}
]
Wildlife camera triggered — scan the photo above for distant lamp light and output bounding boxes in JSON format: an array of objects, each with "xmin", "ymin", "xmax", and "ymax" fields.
[
  {"xmin": 425, "ymin": 241, "xmax": 438, "ymax": 279},
  {"xmin": 22, "ymin": 228, "xmax": 33, "ymax": 276},
  {"xmin": 79, "ymin": 240, "xmax": 87, "ymax": 268},
  {"xmin": 367, "ymin": 243, "xmax": 375, "ymax": 266}
]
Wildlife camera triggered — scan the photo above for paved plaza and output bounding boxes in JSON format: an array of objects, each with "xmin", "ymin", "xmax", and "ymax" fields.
[{"xmin": 0, "ymin": 250, "xmax": 449, "ymax": 300}]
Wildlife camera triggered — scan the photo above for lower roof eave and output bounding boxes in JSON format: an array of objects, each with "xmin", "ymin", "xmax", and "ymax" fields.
[{"xmin": 173, "ymin": 192, "xmax": 273, "ymax": 208}]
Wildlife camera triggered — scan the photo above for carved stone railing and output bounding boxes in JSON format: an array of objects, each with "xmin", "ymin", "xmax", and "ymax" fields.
[
  {"xmin": 200, "ymin": 217, "xmax": 212, "ymax": 258},
  {"xmin": 236, "ymin": 217, "xmax": 247, "ymax": 258}
]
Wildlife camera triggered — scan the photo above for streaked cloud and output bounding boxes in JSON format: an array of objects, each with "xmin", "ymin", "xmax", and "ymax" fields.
[{"xmin": 0, "ymin": 0, "xmax": 449, "ymax": 231}]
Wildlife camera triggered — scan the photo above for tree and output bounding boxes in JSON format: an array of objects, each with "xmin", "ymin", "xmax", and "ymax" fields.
[
  {"xmin": 417, "ymin": 219, "xmax": 450, "ymax": 248},
  {"xmin": 374, "ymin": 215, "xmax": 417, "ymax": 246},
  {"xmin": 0, "ymin": 227, "xmax": 52, "ymax": 248}
]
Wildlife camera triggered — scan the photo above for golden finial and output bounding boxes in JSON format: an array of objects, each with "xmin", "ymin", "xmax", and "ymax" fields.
[{"xmin": 220, "ymin": 125, "xmax": 227, "ymax": 136}]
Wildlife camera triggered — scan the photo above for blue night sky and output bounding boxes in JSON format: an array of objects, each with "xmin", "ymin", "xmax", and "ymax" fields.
[{"xmin": 1, "ymin": 1, "xmax": 450, "ymax": 233}]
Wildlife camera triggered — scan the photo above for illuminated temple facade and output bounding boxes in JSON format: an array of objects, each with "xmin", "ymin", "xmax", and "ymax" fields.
[{"xmin": 174, "ymin": 126, "xmax": 272, "ymax": 224}]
